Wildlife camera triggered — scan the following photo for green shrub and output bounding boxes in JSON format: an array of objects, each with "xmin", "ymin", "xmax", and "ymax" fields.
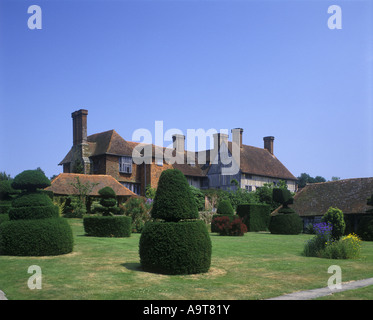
[
  {"xmin": 0, "ymin": 202, "xmax": 11, "ymax": 214},
  {"xmin": 269, "ymin": 213, "xmax": 303, "ymax": 235},
  {"xmin": 139, "ymin": 220, "xmax": 211, "ymax": 275},
  {"xmin": 150, "ymin": 169, "xmax": 198, "ymax": 222},
  {"xmin": 11, "ymin": 170, "xmax": 51, "ymax": 192},
  {"xmin": 190, "ymin": 185, "xmax": 205, "ymax": 211},
  {"xmin": 83, "ymin": 216, "xmax": 132, "ymax": 237},
  {"xmin": 211, "ymin": 214, "xmax": 239, "ymax": 233},
  {"xmin": 237, "ymin": 203, "xmax": 270, "ymax": 231},
  {"xmin": 357, "ymin": 216, "xmax": 373, "ymax": 241},
  {"xmin": 95, "ymin": 186, "xmax": 121, "ymax": 216},
  {"xmin": 0, "ymin": 169, "xmax": 74, "ymax": 256},
  {"xmin": 322, "ymin": 207, "xmax": 345, "ymax": 240},
  {"xmin": 217, "ymin": 200, "xmax": 234, "ymax": 215},
  {"xmin": 8, "ymin": 205, "xmax": 59, "ymax": 220},
  {"xmin": 63, "ymin": 196, "xmax": 86, "ymax": 218},
  {"xmin": 0, "ymin": 214, "xmax": 9, "ymax": 225},
  {"xmin": 122, "ymin": 197, "xmax": 151, "ymax": 233},
  {"xmin": 0, "ymin": 218, "xmax": 73, "ymax": 256}
]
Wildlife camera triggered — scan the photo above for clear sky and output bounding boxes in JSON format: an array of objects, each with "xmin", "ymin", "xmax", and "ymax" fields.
[{"xmin": 0, "ymin": 0, "xmax": 372, "ymax": 181}]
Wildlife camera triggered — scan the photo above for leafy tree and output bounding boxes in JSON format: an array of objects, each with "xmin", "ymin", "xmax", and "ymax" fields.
[
  {"xmin": 297, "ymin": 173, "xmax": 326, "ymax": 188},
  {"xmin": 0, "ymin": 171, "xmax": 12, "ymax": 181}
]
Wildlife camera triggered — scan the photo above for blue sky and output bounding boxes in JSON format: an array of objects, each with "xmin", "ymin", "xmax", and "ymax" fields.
[{"xmin": 0, "ymin": 0, "xmax": 372, "ymax": 181}]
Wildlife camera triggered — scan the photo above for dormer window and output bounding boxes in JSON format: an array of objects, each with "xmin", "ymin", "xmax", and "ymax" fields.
[{"xmin": 119, "ymin": 156, "xmax": 132, "ymax": 173}]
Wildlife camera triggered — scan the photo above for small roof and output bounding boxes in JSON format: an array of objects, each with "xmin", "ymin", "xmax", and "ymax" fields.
[
  {"xmin": 45, "ymin": 173, "xmax": 137, "ymax": 197},
  {"xmin": 274, "ymin": 177, "xmax": 373, "ymax": 216}
]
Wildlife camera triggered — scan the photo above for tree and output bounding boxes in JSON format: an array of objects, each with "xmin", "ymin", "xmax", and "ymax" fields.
[{"xmin": 297, "ymin": 173, "xmax": 326, "ymax": 188}]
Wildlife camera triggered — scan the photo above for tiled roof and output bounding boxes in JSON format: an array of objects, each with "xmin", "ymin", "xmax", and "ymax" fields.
[
  {"xmin": 45, "ymin": 173, "xmax": 137, "ymax": 197},
  {"xmin": 276, "ymin": 177, "xmax": 373, "ymax": 216}
]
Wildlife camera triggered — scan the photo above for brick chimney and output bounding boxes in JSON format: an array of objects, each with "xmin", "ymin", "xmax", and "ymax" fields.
[
  {"xmin": 231, "ymin": 128, "xmax": 243, "ymax": 148},
  {"xmin": 72, "ymin": 109, "xmax": 88, "ymax": 146},
  {"xmin": 172, "ymin": 134, "xmax": 185, "ymax": 153},
  {"xmin": 263, "ymin": 136, "xmax": 274, "ymax": 155},
  {"xmin": 70, "ymin": 109, "xmax": 91, "ymax": 174}
]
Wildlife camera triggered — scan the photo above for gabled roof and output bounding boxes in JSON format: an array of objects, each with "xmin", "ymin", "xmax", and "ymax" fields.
[
  {"xmin": 234, "ymin": 143, "xmax": 297, "ymax": 181},
  {"xmin": 277, "ymin": 177, "xmax": 373, "ymax": 216},
  {"xmin": 45, "ymin": 173, "xmax": 137, "ymax": 197}
]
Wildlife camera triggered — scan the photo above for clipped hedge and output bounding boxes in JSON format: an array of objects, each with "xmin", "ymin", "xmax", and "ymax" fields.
[
  {"xmin": 11, "ymin": 170, "xmax": 51, "ymax": 191},
  {"xmin": 357, "ymin": 216, "xmax": 373, "ymax": 241},
  {"xmin": 269, "ymin": 213, "xmax": 303, "ymax": 235},
  {"xmin": 9, "ymin": 205, "xmax": 59, "ymax": 220},
  {"xmin": 237, "ymin": 203, "xmax": 270, "ymax": 232},
  {"xmin": 0, "ymin": 202, "xmax": 11, "ymax": 214},
  {"xmin": 0, "ymin": 218, "xmax": 73, "ymax": 256},
  {"xmin": 83, "ymin": 216, "xmax": 132, "ymax": 237},
  {"xmin": 139, "ymin": 220, "xmax": 211, "ymax": 275},
  {"xmin": 211, "ymin": 214, "xmax": 239, "ymax": 233}
]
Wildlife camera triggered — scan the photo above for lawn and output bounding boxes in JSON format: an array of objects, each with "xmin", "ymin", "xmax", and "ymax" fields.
[{"xmin": 0, "ymin": 218, "xmax": 372, "ymax": 300}]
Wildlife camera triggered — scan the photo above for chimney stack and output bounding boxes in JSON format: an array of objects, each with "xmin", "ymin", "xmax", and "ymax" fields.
[
  {"xmin": 72, "ymin": 109, "xmax": 88, "ymax": 146},
  {"xmin": 213, "ymin": 132, "xmax": 229, "ymax": 152},
  {"xmin": 172, "ymin": 134, "xmax": 185, "ymax": 153},
  {"xmin": 231, "ymin": 128, "xmax": 243, "ymax": 148},
  {"xmin": 263, "ymin": 136, "xmax": 274, "ymax": 155}
]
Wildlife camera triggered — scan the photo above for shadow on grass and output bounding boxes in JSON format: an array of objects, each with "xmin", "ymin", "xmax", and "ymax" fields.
[{"xmin": 121, "ymin": 262, "xmax": 145, "ymax": 272}]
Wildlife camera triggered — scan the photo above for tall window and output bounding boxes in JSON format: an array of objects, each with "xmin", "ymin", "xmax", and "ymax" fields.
[{"xmin": 119, "ymin": 156, "xmax": 132, "ymax": 174}]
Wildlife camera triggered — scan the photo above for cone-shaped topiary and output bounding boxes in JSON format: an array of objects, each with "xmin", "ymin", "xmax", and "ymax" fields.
[
  {"xmin": 0, "ymin": 169, "xmax": 73, "ymax": 256},
  {"xmin": 151, "ymin": 169, "xmax": 198, "ymax": 222},
  {"xmin": 217, "ymin": 199, "xmax": 234, "ymax": 215},
  {"xmin": 140, "ymin": 169, "xmax": 211, "ymax": 275}
]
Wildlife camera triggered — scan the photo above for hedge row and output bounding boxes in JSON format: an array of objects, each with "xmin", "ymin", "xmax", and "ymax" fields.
[
  {"xmin": 139, "ymin": 220, "xmax": 211, "ymax": 275},
  {"xmin": 237, "ymin": 204, "xmax": 270, "ymax": 232},
  {"xmin": 268, "ymin": 213, "xmax": 303, "ymax": 235},
  {"xmin": 83, "ymin": 216, "xmax": 132, "ymax": 237},
  {"xmin": 8, "ymin": 205, "xmax": 59, "ymax": 220},
  {"xmin": 0, "ymin": 218, "xmax": 74, "ymax": 256}
]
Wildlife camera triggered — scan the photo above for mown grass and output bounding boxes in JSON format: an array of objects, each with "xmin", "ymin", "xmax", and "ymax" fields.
[{"xmin": 0, "ymin": 218, "xmax": 372, "ymax": 300}]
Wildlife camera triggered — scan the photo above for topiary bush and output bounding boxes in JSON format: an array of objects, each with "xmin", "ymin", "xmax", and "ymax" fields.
[
  {"xmin": 83, "ymin": 216, "xmax": 132, "ymax": 237},
  {"xmin": 357, "ymin": 216, "xmax": 373, "ymax": 241},
  {"xmin": 150, "ymin": 169, "xmax": 199, "ymax": 222},
  {"xmin": 139, "ymin": 169, "xmax": 211, "ymax": 275},
  {"xmin": 269, "ymin": 213, "xmax": 303, "ymax": 235},
  {"xmin": 321, "ymin": 207, "xmax": 345, "ymax": 240},
  {"xmin": 0, "ymin": 169, "xmax": 74, "ymax": 256},
  {"xmin": 94, "ymin": 186, "xmax": 121, "ymax": 216},
  {"xmin": 237, "ymin": 203, "xmax": 271, "ymax": 232},
  {"xmin": 0, "ymin": 218, "xmax": 73, "ymax": 256},
  {"xmin": 217, "ymin": 199, "xmax": 234, "ymax": 215},
  {"xmin": 273, "ymin": 188, "xmax": 295, "ymax": 214},
  {"xmin": 139, "ymin": 220, "xmax": 211, "ymax": 274}
]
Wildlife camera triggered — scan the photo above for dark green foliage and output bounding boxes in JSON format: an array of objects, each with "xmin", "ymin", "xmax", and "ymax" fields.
[
  {"xmin": 0, "ymin": 218, "xmax": 73, "ymax": 256},
  {"xmin": 0, "ymin": 180, "xmax": 18, "ymax": 200},
  {"xmin": 95, "ymin": 186, "xmax": 121, "ymax": 216},
  {"xmin": 98, "ymin": 186, "xmax": 116, "ymax": 198},
  {"xmin": 0, "ymin": 169, "xmax": 73, "ymax": 256},
  {"xmin": 272, "ymin": 188, "xmax": 294, "ymax": 212},
  {"xmin": 190, "ymin": 185, "xmax": 205, "ymax": 211},
  {"xmin": 8, "ymin": 205, "xmax": 59, "ymax": 220},
  {"xmin": 12, "ymin": 192, "xmax": 53, "ymax": 208},
  {"xmin": 237, "ymin": 203, "xmax": 271, "ymax": 231},
  {"xmin": 139, "ymin": 220, "xmax": 211, "ymax": 275},
  {"xmin": 151, "ymin": 169, "xmax": 198, "ymax": 222},
  {"xmin": 11, "ymin": 170, "xmax": 51, "ymax": 191},
  {"xmin": 211, "ymin": 214, "xmax": 239, "ymax": 233},
  {"xmin": 0, "ymin": 202, "xmax": 11, "ymax": 214},
  {"xmin": 357, "ymin": 216, "xmax": 373, "ymax": 241},
  {"xmin": 83, "ymin": 216, "xmax": 132, "ymax": 237},
  {"xmin": 321, "ymin": 207, "xmax": 345, "ymax": 240},
  {"xmin": 0, "ymin": 214, "xmax": 9, "ymax": 225},
  {"xmin": 63, "ymin": 196, "xmax": 86, "ymax": 218},
  {"xmin": 122, "ymin": 197, "xmax": 152, "ymax": 233},
  {"xmin": 217, "ymin": 200, "xmax": 234, "ymax": 215},
  {"xmin": 367, "ymin": 194, "xmax": 373, "ymax": 213},
  {"xmin": 269, "ymin": 213, "xmax": 303, "ymax": 235}
]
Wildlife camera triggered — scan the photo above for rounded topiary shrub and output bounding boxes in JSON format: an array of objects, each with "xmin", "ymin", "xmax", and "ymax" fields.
[
  {"xmin": 217, "ymin": 200, "xmax": 234, "ymax": 215},
  {"xmin": 150, "ymin": 169, "xmax": 198, "ymax": 222},
  {"xmin": 139, "ymin": 220, "xmax": 211, "ymax": 275},
  {"xmin": 0, "ymin": 169, "xmax": 74, "ymax": 256},
  {"xmin": 139, "ymin": 169, "xmax": 211, "ymax": 275},
  {"xmin": 0, "ymin": 218, "xmax": 73, "ymax": 256},
  {"xmin": 269, "ymin": 213, "xmax": 303, "ymax": 235},
  {"xmin": 83, "ymin": 216, "xmax": 132, "ymax": 237},
  {"xmin": 94, "ymin": 186, "xmax": 121, "ymax": 216}
]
